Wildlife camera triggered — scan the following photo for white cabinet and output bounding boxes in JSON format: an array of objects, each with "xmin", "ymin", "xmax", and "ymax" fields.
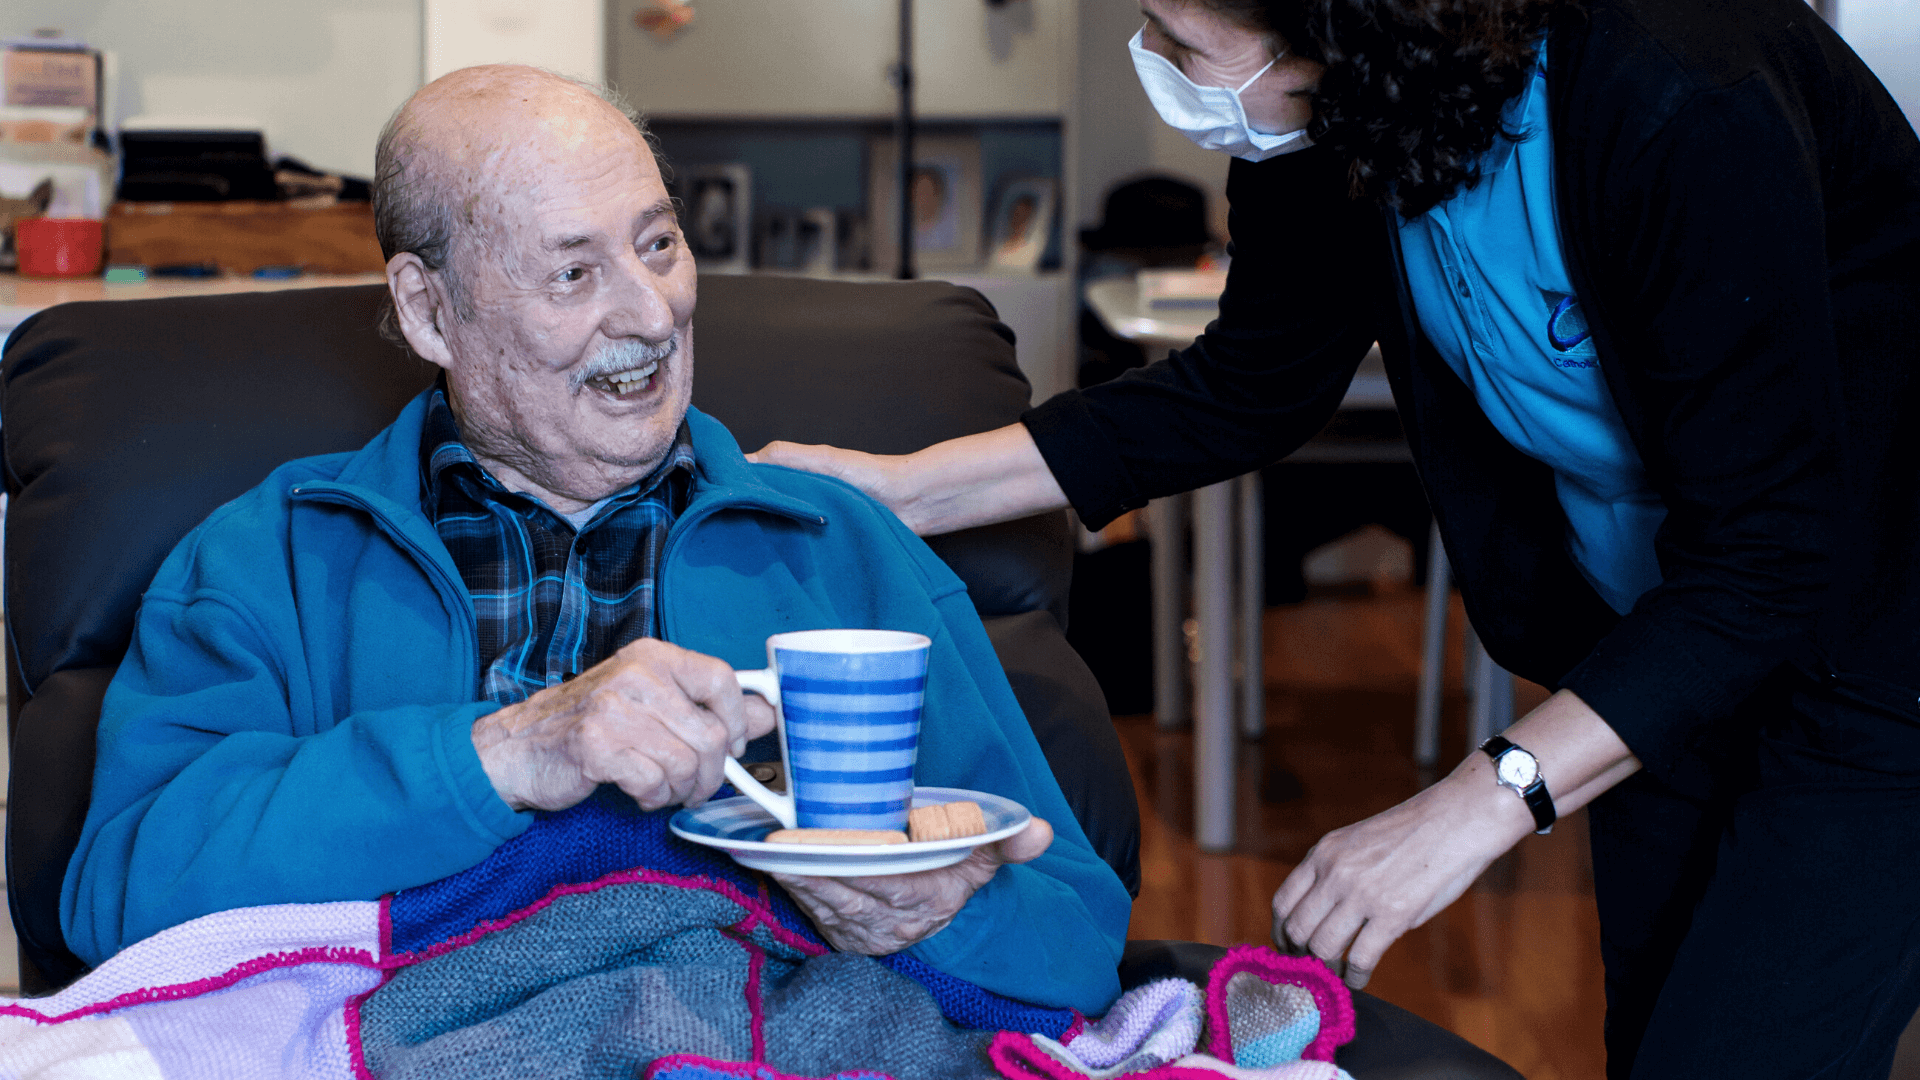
[
  {"xmin": 607, "ymin": 0, "xmax": 1070, "ymax": 118},
  {"xmin": 425, "ymin": 0, "xmax": 607, "ymax": 83}
]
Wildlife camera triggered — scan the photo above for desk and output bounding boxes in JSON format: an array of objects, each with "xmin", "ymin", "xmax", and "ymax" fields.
[
  {"xmin": 1083, "ymin": 278, "xmax": 1405, "ymax": 851},
  {"xmin": 1, "ymin": 271, "xmax": 388, "ymax": 341}
]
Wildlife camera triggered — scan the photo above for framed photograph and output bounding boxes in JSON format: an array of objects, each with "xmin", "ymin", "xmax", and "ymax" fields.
[
  {"xmin": 756, "ymin": 208, "xmax": 800, "ymax": 270},
  {"xmin": 680, "ymin": 163, "xmax": 751, "ymax": 273},
  {"xmin": 755, "ymin": 206, "xmax": 839, "ymax": 276},
  {"xmin": 867, "ymin": 133, "xmax": 982, "ymax": 273},
  {"xmin": 797, "ymin": 207, "xmax": 837, "ymax": 276},
  {"xmin": 986, "ymin": 177, "xmax": 1056, "ymax": 271}
]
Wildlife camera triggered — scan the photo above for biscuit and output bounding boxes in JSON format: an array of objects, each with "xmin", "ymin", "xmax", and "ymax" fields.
[
  {"xmin": 764, "ymin": 828, "xmax": 908, "ymax": 845},
  {"xmin": 908, "ymin": 803, "xmax": 953, "ymax": 843},
  {"xmin": 908, "ymin": 800, "xmax": 988, "ymax": 842},
  {"xmin": 944, "ymin": 800, "xmax": 988, "ymax": 839}
]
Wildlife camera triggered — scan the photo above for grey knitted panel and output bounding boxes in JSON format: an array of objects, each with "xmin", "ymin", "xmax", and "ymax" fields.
[
  {"xmin": 363, "ymin": 884, "xmax": 766, "ymax": 1046},
  {"xmin": 369, "ymin": 964, "xmax": 757, "ymax": 1080},
  {"xmin": 358, "ymin": 879, "xmax": 998, "ymax": 1080},
  {"xmin": 759, "ymin": 952, "xmax": 997, "ymax": 1080}
]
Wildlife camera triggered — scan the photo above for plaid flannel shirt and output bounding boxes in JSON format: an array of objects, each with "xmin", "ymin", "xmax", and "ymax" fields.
[{"xmin": 421, "ymin": 386, "xmax": 696, "ymax": 705}]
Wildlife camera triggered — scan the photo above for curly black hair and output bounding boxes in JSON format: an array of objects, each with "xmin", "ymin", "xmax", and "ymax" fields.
[{"xmin": 1201, "ymin": 0, "xmax": 1559, "ymax": 216}]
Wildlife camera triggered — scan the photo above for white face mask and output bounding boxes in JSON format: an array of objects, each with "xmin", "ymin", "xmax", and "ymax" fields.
[{"xmin": 1128, "ymin": 25, "xmax": 1311, "ymax": 161}]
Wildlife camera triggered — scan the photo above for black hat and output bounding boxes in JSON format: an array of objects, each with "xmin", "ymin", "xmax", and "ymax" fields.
[{"xmin": 1079, "ymin": 175, "xmax": 1212, "ymax": 251}]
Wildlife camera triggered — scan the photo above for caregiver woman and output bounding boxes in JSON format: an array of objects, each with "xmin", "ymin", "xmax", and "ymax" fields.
[{"xmin": 758, "ymin": 0, "xmax": 1920, "ymax": 1074}]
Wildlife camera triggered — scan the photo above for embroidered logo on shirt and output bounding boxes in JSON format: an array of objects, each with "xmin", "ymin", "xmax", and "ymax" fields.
[{"xmin": 1543, "ymin": 292, "xmax": 1597, "ymax": 368}]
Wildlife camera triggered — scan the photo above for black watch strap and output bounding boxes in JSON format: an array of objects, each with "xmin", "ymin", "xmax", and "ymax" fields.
[{"xmin": 1480, "ymin": 735, "xmax": 1557, "ymax": 835}]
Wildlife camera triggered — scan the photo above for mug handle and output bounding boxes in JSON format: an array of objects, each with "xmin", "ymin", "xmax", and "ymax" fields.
[{"xmin": 725, "ymin": 669, "xmax": 797, "ymax": 830}]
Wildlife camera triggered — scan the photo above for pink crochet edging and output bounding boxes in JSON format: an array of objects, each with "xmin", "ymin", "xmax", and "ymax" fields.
[
  {"xmin": 377, "ymin": 895, "xmax": 394, "ymax": 958},
  {"xmin": 342, "ymin": 970, "xmax": 395, "ymax": 1080},
  {"xmin": 1057, "ymin": 1009, "xmax": 1089, "ymax": 1046},
  {"xmin": 736, "ymin": 920, "xmax": 770, "ymax": 1063},
  {"xmin": 379, "ymin": 867, "xmax": 830, "ymax": 968},
  {"xmin": 1202, "ymin": 945, "xmax": 1355, "ymax": 1064},
  {"xmin": 639, "ymin": 1053, "xmax": 898, "ymax": 1080},
  {"xmin": 0, "ymin": 946, "xmax": 381, "ymax": 1026},
  {"xmin": 987, "ymin": 1031, "xmax": 1240, "ymax": 1080}
]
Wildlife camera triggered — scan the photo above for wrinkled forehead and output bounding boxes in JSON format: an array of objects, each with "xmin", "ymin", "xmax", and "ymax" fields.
[
  {"xmin": 437, "ymin": 105, "xmax": 661, "ymax": 248},
  {"xmin": 448, "ymin": 96, "xmax": 638, "ymax": 168},
  {"xmin": 439, "ymin": 87, "xmax": 646, "ymax": 185}
]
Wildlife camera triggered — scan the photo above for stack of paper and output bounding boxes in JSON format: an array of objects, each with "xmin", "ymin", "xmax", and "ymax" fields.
[
  {"xmin": 1137, "ymin": 268, "xmax": 1229, "ymax": 309},
  {"xmin": 3, "ymin": 38, "xmax": 102, "ymax": 145}
]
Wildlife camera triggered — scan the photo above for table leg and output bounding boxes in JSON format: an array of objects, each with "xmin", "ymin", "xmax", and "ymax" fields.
[
  {"xmin": 1150, "ymin": 494, "xmax": 1188, "ymax": 731},
  {"xmin": 1194, "ymin": 480, "xmax": 1236, "ymax": 853},
  {"xmin": 1237, "ymin": 472, "xmax": 1265, "ymax": 739},
  {"xmin": 1414, "ymin": 517, "xmax": 1449, "ymax": 769},
  {"xmin": 1464, "ymin": 625, "xmax": 1513, "ymax": 752}
]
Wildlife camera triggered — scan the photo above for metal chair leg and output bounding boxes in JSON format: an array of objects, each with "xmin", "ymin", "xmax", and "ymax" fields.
[
  {"xmin": 1464, "ymin": 625, "xmax": 1512, "ymax": 752},
  {"xmin": 1193, "ymin": 480, "xmax": 1237, "ymax": 853},
  {"xmin": 1237, "ymin": 473, "xmax": 1265, "ymax": 740},
  {"xmin": 1414, "ymin": 517, "xmax": 1448, "ymax": 768},
  {"xmin": 1150, "ymin": 494, "xmax": 1188, "ymax": 731}
]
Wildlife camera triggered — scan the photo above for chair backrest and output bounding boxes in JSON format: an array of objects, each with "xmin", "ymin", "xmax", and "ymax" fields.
[{"xmin": 2, "ymin": 274, "xmax": 1104, "ymax": 989}]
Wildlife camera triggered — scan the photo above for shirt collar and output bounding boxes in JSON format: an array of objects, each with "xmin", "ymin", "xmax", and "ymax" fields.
[
  {"xmin": 420, "ymin": 379, "xmax": 697, "ymax": 524},
  {"xmin": 1485, "ymin": 48, "xmax": 1550, "ymax": 175}
]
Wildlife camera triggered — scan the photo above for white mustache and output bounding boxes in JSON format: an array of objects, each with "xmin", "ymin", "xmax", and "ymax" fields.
[{"xmin": 570, "ymin": 335, "xmax": 677, "ymax": 392}]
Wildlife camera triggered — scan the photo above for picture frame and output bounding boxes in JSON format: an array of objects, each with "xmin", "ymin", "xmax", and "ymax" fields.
[
  {"xmin": 680, "ymin": 163, "xmax": 751, "ymax": 273},
  {"xmin": 798, "ymin": 207, "xmax": 838, "ymax": 276},
  {"xmin": 985, "ymin": 177, "xmax": 1056, "ymax": 272},
  {"xmin": 755, "ymin": 206, "xmax": 840, "ymax": 276},
  {"xmin": 867, "ymin": 133, "xmax": 982, "ymax": 273},
  {"xmin": 756, "ymin": 208, "xmax": 801, "ymax": 271}
]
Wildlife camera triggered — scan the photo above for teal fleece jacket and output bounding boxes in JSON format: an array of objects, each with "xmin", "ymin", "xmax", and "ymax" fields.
[{"xmin": 61, "ymin": 393, "xmax": 1129, "ymax": 1013}]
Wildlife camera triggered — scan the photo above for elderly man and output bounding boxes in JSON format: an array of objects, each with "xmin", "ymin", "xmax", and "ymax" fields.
[{"xmin": 60, "ymin": 66, "xmax": 1128, "ymax": 1016}]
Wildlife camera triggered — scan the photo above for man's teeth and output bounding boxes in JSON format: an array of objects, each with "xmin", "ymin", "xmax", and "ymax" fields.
[{"xmin": 596, "ymin": 360, "xmax": 659, "ymax": 394}]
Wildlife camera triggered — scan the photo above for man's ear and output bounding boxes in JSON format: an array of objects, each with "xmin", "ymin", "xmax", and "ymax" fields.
[{"xmin": 387, "ymin": 252, "xmax": 456, "ymax": 369}]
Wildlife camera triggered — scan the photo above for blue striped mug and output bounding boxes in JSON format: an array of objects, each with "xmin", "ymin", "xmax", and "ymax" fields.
[{"xmin": 722, "ymin": 629, "xmax": 931, "ymax": 833}]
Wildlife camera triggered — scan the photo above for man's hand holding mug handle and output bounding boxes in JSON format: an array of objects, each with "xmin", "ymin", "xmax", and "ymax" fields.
[
  {"xmin": 774, "ymin": 817, "xmax": 1055, "ymax": 954},
  {"xmin": 472, "ymin": 637, "xmax": 778, "ymax": 813}
]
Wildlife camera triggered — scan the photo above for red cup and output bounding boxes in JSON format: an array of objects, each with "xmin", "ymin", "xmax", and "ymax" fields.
[{"xmin": 16, "ymin": 217, "xmax": 105, "ymax": 278}]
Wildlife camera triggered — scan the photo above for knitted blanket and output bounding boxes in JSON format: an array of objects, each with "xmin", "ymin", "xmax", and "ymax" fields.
[{"xmin": 0, "ymin": 791, "xmax": 1357, "ymax": 1079}]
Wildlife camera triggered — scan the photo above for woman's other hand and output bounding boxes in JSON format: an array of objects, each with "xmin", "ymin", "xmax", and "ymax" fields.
[
  {"xmin": 1270, "ymin": 765, "xmax": 1531, "ymax": 989},
  {"xmin": 1271, "ymin": 689, "xmax": 1640, "ymax": 989}
]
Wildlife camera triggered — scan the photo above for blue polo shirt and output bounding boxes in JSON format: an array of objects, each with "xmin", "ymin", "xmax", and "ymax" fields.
[{"xmin": 1398, "ymin": 54, "xmax": 1666, "ymax": 615}]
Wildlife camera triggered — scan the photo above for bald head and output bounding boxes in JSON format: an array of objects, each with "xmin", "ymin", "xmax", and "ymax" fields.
[
  {"xmin": 373, "ymin": 65, "xmax": 667, "ymax": 321},
  {"xmin": 377, "ymin": 63, "xmax": 698, "ymax": 515}
]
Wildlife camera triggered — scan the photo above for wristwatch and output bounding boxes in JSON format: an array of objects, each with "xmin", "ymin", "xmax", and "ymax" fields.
[{"xmin": 1479, "ymin": 735, "xmax": 1556, "ymax": 834}]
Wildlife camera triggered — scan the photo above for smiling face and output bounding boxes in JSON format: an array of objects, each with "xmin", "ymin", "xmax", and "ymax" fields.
[{"xmin": 385, "ymin": 68, "xmax": 697, "ymax": 512}]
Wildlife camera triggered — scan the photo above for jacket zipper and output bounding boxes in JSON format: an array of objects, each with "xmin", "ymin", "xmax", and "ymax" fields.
[{"xmin": 654, "ymin": 490, "xmax": 827, "ymax": 645}]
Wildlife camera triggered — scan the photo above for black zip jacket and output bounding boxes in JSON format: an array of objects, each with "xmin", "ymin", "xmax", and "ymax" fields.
[{"xmin": 1024, "ymin": 0, "xmax": 1920, "ymax": 791}]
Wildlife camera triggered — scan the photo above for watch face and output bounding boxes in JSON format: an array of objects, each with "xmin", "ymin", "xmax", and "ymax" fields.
[{"xmin": 1497, "ymin": 749, "xmax": 1539, "ymax": 788}]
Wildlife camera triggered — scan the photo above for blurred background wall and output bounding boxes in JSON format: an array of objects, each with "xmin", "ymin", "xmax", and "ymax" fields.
[
  {"xmin": 4, "ymin": 0, "xmax": 418, "ymax": 177},
  {"xmin": 3, "ymin": 0, "xmax": 1913, "ymax": 224}
]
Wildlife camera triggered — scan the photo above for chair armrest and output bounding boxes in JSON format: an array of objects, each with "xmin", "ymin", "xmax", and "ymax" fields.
[{"xmin": 6, "ymin": 663, "xmax": 113, "ymax": 992}]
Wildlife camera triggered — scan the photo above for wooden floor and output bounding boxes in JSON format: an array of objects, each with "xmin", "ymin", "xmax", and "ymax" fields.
[{"xmin": 1119, "ymin": 586, "xmax": 1608, "ymax": 1079}]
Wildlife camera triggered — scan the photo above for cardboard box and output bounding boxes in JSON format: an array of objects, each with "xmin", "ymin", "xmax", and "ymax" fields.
[
  {"xmin": 107, "ymin": 200, "xmax": 385, "ymax": 275},
  {"xmin": 3, "ymin": 46, "xmax": 99, "ymax": 111}
]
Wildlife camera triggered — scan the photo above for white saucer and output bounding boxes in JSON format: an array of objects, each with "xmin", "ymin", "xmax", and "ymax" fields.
[{"xmin": 670, "ymin": 786, "xmax": 1031, "ymax": 877}]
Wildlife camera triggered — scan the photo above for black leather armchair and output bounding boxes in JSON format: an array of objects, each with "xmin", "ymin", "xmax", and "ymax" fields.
[{"xmin": 3, "ymin": 276, "xmax": 1517, "ymax": 1078}]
